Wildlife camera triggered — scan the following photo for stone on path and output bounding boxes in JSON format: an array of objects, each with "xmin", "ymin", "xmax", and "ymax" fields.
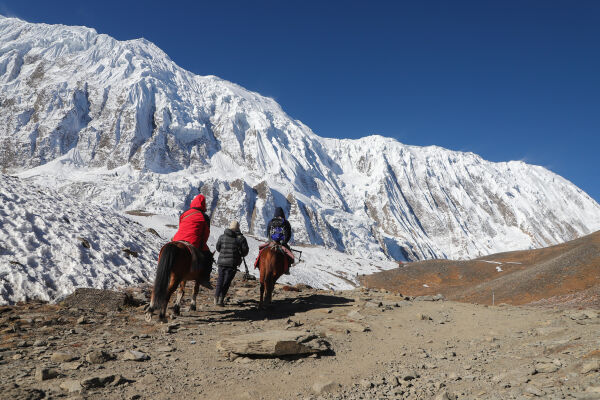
[
  {"xmin": 60, "ymin": 361, "xmax": 83, "ymax": 371},
  {"xmin": 535, "ymin": 362, "xmax": 559, "ymax": 373},
  {"xmin": 60, "ymin": 380, "xmax": 83, "ymax": 393},
  {"xmin": 581, "ymin": 360, "xmax": 600, "ymax": 374},
  {"xmin": 217, "ymin": 330, "xmax": 331, "ymax": 357},
  {"xmin": 312, "ymin": 379, "xmax": 340, "ymax": 394},
  {"xmin": 35, "ymin": 367, "xmax": 59, "ymax": 381},
  {"xmin": 123, "ymin": 350, "xmax": 150, "ymax": 361},
  {"xmin": 86, "ymin": 349, "xmax": 114, "ymax": 364}
]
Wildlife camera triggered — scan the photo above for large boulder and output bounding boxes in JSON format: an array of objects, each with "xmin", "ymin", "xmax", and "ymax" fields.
[{"xmin": 217, "ymin": 330, "xmax": 330, "ymax": 357}]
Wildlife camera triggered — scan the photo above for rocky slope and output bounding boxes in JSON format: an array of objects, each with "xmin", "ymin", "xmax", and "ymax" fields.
[
  {"xmin": 2, "ymin": 15, "xmax": 600, "ymax": 262},
  {"xmin": 1, "ymin": 283, "xmax": 599, "ymax": 400},
  {"xmin": 362, "ymin": 230, "xmax": 600, "ymax": 306}
]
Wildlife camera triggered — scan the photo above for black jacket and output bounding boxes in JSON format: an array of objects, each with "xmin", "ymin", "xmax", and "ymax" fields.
[
  {"xmin": 216, "ymin": 229, "xmax": 249, "ymax": 268},
  {"xmin": 266, "ymin": 217, "xmax": 292, "ymax": 244}
]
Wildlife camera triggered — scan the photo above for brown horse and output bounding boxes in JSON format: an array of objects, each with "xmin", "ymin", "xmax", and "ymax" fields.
[
  {"xmin": 145, "ymin": 241, "xmax": 213, "ymax": 322},
  {"xmin": 258, "ymin": 244, "xmax": 288, "ymax": 309}
]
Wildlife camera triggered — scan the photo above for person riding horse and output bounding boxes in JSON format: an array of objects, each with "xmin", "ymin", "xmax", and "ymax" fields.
[
  {"xmin": 266, "ymin": 207, "xmax": 293, "ymax": 274},
  {"xmin": 172, "ymin": 194, "xmax": 212, "ymax": 288}
]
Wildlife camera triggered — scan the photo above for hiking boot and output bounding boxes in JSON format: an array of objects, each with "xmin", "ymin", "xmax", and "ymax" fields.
[{"xmin": 217, "ymin": 296, "xmax": 225, "ymax": 307}]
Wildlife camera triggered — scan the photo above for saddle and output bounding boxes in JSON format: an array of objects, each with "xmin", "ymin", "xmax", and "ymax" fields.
[
  {"xmin": 254, "ymin": 242, "xmax": 295, "ymax": 273},
  {"xmin": 173, "ymin": 241, "xmax": 204, "ymax": 272}
]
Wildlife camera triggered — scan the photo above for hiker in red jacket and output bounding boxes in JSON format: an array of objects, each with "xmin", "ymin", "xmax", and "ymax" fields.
[{"xmin": 172, "ymin": 194, "xmax": 213, "ymax": 287}]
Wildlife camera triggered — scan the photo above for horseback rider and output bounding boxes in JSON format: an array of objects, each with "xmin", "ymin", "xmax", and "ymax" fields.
[
  {"xmin": 172, "ymin": 193, "xmax": 212, "ymax": 288},
  {"xmin": 267, "ymin": 207, "xmax": 292, "ymax": 248},
  {"xmin": 266, "ymin": 207, "xmax": 293, "ymax": 274},
  {"xmin": 214, "ymin": 220, "xmax": 249, "ymax": 306}
]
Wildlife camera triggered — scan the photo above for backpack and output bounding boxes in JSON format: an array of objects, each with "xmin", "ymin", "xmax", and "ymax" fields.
[{"xmin": 270, "ymin": 218, "xmax": 286, "ymax": 242}]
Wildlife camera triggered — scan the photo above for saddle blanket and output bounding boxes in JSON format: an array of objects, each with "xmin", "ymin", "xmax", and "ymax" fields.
[
  {"xmin": 173, "ymin": 240, "xmax": 203, "ymax": 272},
  {"xmin": 254, "ymin": 242, "xmax": 295, "ymax": 273}
]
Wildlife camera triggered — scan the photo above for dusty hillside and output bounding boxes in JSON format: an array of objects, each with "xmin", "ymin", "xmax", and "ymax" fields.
[
  {"xmin": 1, "ymin": 276, "xmax": 600, "ymax": 400},
  {"xmin": 361, "ymin": 230, "xmax": 600, "ymax": 306}
]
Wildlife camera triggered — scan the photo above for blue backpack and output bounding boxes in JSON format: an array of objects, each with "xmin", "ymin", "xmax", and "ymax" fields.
[{"xmin": 270, "ymin": 218, "xmax": 285, "ymax": 242}]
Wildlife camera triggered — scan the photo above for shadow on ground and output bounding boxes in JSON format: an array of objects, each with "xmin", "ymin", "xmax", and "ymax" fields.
[{"xmin": 181, "ymin": 294, "xmax": 354, "ymax": 323}]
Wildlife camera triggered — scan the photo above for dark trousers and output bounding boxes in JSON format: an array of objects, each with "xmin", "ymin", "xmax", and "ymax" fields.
[{"xmin": 215, "ymin": 266, "xmax": 236, "ymax": 299}]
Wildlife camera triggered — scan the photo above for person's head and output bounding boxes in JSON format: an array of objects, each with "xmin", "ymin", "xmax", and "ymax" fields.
[
  {"xmin": 190, "ymin": 194, "xmax": 206, "ymax": 211},
  {"xmin": 229, "ymin": 220, "xmax": 240, "ymax": 232},
  {"xmin": 274, "ymin": 207, "xmax": 285, "ymax": 219}
]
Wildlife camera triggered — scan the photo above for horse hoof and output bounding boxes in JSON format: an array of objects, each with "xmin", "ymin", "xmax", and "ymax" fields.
[
  {"xmin": 190, "ymin": 304, "xmax": 196, "ymax": 311},
  {"xmin": 144, "ymin": 312, "xmax": 152, "ymax": 322},
  {"xmin": 172, "ymin": 306, "xmax": 180, "ymax": 316}
]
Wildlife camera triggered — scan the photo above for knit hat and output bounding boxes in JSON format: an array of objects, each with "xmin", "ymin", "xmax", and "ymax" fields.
[{"xmin": 229, "ymin": 220, "xmax": 240, "ymax": 232}]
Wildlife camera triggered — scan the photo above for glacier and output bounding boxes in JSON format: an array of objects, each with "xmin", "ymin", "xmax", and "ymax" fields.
[
  {"xmin": 0, "ymin": 173, "xmax": 396, "ymax": 304},
  {"xmin": 1, "ymin": 14, "xmax": 600, "ymax": 264}
]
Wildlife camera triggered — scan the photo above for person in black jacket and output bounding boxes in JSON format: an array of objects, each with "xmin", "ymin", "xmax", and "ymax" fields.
[
  {"xmin": 266, "ymin": 207, "xmax": 294, "ymax": 274},
  {"xmin": 214, "ymin": 220, "xmax": 249, "ymax": 306},
  {"xmin": 266, "ymin": 207, "xmax": 292, "ymax": 247}
]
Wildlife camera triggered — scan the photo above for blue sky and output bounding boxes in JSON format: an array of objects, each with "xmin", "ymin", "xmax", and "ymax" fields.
[{"xmin": 2, "ymin": 1, "xmax": 599, "ymax": 201}]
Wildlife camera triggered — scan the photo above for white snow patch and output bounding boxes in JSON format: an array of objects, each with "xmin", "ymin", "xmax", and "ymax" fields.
[{"xmin": 0, "ymin": 174, "xmax": 163, "ymax": 305}]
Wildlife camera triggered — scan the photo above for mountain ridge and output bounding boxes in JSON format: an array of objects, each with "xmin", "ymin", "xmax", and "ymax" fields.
[{"xmin": 2, "ymin": 15, "xmax": 600, "ymax": 262}]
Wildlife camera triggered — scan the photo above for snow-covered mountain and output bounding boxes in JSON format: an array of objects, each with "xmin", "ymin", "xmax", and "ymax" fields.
[
  {"xmin": 0, "ymin": 173, "xmax": 395, "ymax": 304},
  {"xmin": 2, "ymin": 15, "xmax": 600, "ymax": 262}
]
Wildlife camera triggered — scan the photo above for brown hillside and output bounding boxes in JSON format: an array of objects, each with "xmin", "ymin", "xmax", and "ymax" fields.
[{"xmin": 362, "ymin": 230, "xmax": 600, "ymax": 307}]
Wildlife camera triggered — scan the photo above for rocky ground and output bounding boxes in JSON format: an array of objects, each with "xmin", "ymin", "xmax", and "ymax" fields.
[{"xmin": 1, "ymin": 276, "xmax": 600, "ymax": 400}]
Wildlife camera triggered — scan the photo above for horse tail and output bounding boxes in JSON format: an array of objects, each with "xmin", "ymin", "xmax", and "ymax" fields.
[{"xmin": 153, "ymin": 243, "xmax": 177, "ymax": 312}]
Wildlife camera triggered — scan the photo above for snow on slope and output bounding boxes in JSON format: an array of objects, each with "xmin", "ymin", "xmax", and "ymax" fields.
[
  {"xmin": 0, "ymin": 174, "xmax": 162, "ymax": 304},
  {"xmin": 2, "ymin": 15, "xmax": 600, "ymax": 264},
  {"xmin": 0, "ymin": 174, "xmax": 395, "ymax": 304}
]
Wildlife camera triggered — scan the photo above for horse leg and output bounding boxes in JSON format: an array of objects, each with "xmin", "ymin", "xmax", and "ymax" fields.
[
  {"xmin": 145, "ymin": 292, "xmax": 155, "ymax": 322},
  {"xmin": 173, "ymin": 281, "xmax": 185, "ymax": 316},
  {"xmin": 190, "ymin": 281, "xmax": 200, "ymax": 311},
  {"xmin": 159, "ymin": 276, "xmax": 180, "ymax": 322},
  {"xmin": 265, "ymin": 279, "xmax": 274, "ymax": 306},
  {"xmin": 259, "ymin": 282, "xmax": 265, "ymax": 309}
]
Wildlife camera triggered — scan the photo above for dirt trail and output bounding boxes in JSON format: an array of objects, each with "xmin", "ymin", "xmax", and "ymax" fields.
[{"xmin": 1, "ymin": 278, "xmax": 599, "ymax": 400}]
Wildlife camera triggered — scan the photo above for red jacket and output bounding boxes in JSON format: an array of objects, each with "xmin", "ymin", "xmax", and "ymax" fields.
[{"xmin": 172, "ymin": 194, "xmax": 210, "ymax": 251}]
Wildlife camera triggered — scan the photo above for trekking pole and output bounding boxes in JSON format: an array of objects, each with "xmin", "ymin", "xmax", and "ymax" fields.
[
  {"xmin": 241, "ymin": 257, "xmax": 252, "ymax": 280},
  {"xmin": 290, "ymin": 248, "xmax": 303, "ymax": 262}
]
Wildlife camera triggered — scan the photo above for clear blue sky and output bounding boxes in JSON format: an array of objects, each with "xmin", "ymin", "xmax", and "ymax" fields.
[{"xmin": 2, "ymin": 1, "xmax": 599, "ymax": 201}]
